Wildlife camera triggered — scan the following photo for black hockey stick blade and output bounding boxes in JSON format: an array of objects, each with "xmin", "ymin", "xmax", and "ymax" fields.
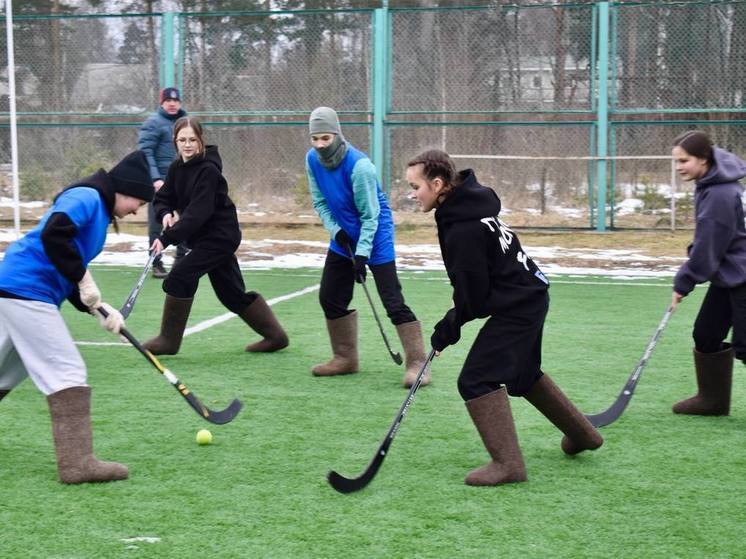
[
  {"xmin": 120, "ymin": 252, "xmax": 156, "ymax": 319},
  {"xmin": 327, "ymin": 349, "xmax": 436, "ymax": 494},
  {"xmin": 97, "ymin": 308, "xmax": 243, "ymax": 425},
  {"xmin": 181, "ymin": 392, "xmax": 243, "ymax": 425},
  {"xmin": 586, "ymin": 305, "xmax": 674, "ymax": 428}
]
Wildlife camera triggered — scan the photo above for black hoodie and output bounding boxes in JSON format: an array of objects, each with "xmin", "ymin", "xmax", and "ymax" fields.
[
  {"xmin": 431, "ymin": 170, "xmax": 549, "ymax": 351},
  {"xmin": 154, "ymin": 145, "xmax": 241, "ymax": 250}
]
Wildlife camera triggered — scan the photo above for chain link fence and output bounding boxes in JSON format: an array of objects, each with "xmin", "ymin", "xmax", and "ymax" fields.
[
  {"xmin": 612, "ymin": 2, "xmax": 746, "ymax": 111},
  {"xmin": 2, "ymin": 2, "xmax": 746, "ymax": 230},
  {"xmin": 180, "ymin": 11, "xmax": 372, "ymax": 113},
  {"xmin": 391, "ymin": 5, "xmax": 594, "ymax": 113}
]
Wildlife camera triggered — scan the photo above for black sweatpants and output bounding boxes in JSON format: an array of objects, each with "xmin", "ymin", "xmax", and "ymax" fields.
[
  {"xmin": 693, "ymin": 282, "xmax": 746, "ymax": 362},
  {"xmin": 162, "ymin": 242, "xmax": 255, "ymax": 314},
  {"xmin": 319, "ymin": 250, "xmax": 416, "ymax": 325},
  {"xmin": 457, "ymin": 295, "xmax": 549, "ymax": 401}
]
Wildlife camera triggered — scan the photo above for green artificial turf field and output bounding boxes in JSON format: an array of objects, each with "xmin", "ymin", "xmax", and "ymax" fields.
[{"xmin": 1, "ymin": 267, "xmax": 744, "ymax": 558}]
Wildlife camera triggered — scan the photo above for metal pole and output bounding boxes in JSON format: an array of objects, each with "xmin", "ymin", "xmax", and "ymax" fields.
[
  {"xmin": 161, "ymin": 12, "xmax": 175, "ymax": 88},
  {"xmin": 670, "ymin": 157, "xmax": 676, "ymax": 232},
  {"xmin": 371, "ymin": 1, "xmax": 388, "ymax": 188},
  {"xmin": 595, "ymin": 1, "xmax": 610, "ymax": 232},
  {"xmin": 5, "ymin": 0, "xmax": 20, "ymax": 238}
]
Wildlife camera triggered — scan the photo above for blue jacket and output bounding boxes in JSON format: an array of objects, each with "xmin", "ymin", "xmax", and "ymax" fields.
[
  {"xmin": 0, "ymin": 186, "xmax": 110, "ymax": 307},
  {"xmin": 138, "ymin": 106, "xmax": 187, "ymax": 182},
  {"xmin": 674, "ymin": 147, "xmax": 746, "ymax": 296},
  {"xmin": 306, "ymin": 144, "xmax": 395, "ymax": 264}
]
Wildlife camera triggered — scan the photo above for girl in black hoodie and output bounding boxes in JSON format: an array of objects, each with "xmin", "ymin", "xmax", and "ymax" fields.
[
  {"xmin": 144, "ymin": 117, "xmax": 288, "ymax": 355},
  {"xmin": 406, "ymin": 150, "xmax": 602, "ymax": 486}
]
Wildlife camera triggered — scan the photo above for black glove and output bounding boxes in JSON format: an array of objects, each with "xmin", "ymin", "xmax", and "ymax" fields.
[
  {"xmin": 335, "ymin": 229, "xmax": 355, "ymax": 253},
  {"xmin": 354, "ymin": 255, "xmax": 368, "ymax": 284}
]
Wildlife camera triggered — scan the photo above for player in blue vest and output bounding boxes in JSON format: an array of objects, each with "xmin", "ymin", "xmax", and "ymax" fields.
[
  {"xmin": 305, "ymin": 107, "xmax": 427, "ymax": 387},
  {"xmin": 0, "ymin": 151, "xmax": 154, "ymax": 484}
]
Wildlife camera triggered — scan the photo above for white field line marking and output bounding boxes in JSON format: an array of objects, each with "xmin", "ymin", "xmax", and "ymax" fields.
[
  {"xmin": 75, "ymin": 283, "xmax": 320, "ymax": 347},
  {"xmin": 184, "ymin": 283, "xmax": 319, "ymax": 337}
]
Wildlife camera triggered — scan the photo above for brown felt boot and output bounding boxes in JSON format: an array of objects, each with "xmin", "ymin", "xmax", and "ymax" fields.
[
  {"xmin": 524, "ymin": 373, "xmax": 603, "ymax": 456},
  {"xmin": 238, "ymin": 295, "xmax": 289, "ymax": 352},
  {"xmin": 0, "ymin": 389, "xmax": 9, "ymax": 402},
  {"xmin": 312, "ymin": 311, "xmax": 359, "ymax": 376},
  {"xmin": 47, "ymin": 387, "xmax": 128, "ymax": 484},
  {"xmin": 464, "ymin": 388, "xmax": 527, "ymax": 486},
  {"xmin": 142, "ymin": 295, "xmax": 193, "ymax": 355},
  {"xmin": 673, "ymin": 345, "xmax": 733, "ymax": 416},
  {"xmin": 397, "ymin": 321, "xmax": 429, "ymax": 388}
]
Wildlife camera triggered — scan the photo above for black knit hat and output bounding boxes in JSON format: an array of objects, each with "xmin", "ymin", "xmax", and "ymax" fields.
[{"xmin": 108, "ymin": 151, "xmax": 154, "ymax": 202}]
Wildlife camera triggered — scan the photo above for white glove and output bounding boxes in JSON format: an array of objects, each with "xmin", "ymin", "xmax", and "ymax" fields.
[
  {"xmin": 78, "ymin": 270, "xmax": 101, "ymax": 309},
  {"xmin": 95, "ymin": 302, "xmax": 125, "ymax": 335}
]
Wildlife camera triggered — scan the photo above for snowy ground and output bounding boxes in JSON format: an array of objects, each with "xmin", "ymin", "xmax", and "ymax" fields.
[{"xmin": 0, "ymin": 229, "xmax": 684, "ymax": 280}]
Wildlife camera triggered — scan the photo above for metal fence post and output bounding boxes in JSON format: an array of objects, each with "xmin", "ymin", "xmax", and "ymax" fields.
[
  {"xmin": 372, "ymin": 2, "xmax": 389, "ymax": 189},
  {"xmin": 160, "ymin": 11, "xmax": 175, "ymax": 88},
  {"xmin": 595, "ymin": 1, "xmax": 610, "ymax": 232}
]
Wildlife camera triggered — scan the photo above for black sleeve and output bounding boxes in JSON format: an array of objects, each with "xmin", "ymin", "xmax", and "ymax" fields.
[
  {"xmin": 40, "ymin": 212, "xmax": 86, "ymax": 283},
  {"xmin": 66, "ymin": 289, "xmax": 91, "ymax": 313},
  {"xmin": 159, "ymin": 166, "xmax": 219, "ymax": 246},
  {"xmin": 431, "ymin": 223, "xmax": 492, "ymax": 351},
  {"xmin": 153, "ymin": 165, "xmax": 178, "ymax": 223}
]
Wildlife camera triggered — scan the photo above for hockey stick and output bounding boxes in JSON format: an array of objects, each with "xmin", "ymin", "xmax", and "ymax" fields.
[
  {"xmin": 585, "ymin": 305, "xmax": 674, "ymax": 428},
  {"xmin": 97, "ymin": 307, "xmax": 242, "ymax": 425},
  {"xmin": 327, "ymin": 348, "xmax": 436, "ymax": 494},
  {"xmin": 120, "ymin": 252, "xmax": 156, "ymax": 319},
  {"xmin": 347, "ymin": 248, "xmax": 403, "ymax": 366}
]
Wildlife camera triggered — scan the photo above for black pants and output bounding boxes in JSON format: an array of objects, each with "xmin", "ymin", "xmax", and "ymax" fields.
[
  {"xmin": 693, "ymin": 282, "xmax": 746, "ymax": 361},
  {"xmin": 457, "ymin": 295, "xmax": 549, "ymax": 401},
  {"xmin": 163, "ymin": 243, "xmax": 256, "ymax": 314},
  {"xmin": 148, "ymin": 203, "xmax": 187, "ymax": 263},
  {"xmin": 319, "ymin": 250, "xmax": 416, "ymax": 325}
]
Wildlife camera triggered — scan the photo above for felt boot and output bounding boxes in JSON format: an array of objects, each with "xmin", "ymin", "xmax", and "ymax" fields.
[
  {"xmin": 47, "ymin": 386, "xmax": 128, "ymax": 484},
  {"xmin": 238, "ymin": 295, "xmax": 289, "ymax": 352},
  {"xmin": 464, "ymin": 388, "xmax": 527, "ymax": 486},
  {"xmin": 673, "ymin": 345, "xmax": 733, "ymax": 416},
  {"xmin": 143, "ymin": 295, "xmax": 193, "ymax": 355},
  {"xmin": 397, "ymin": 321, "xmax": 430, "ymax": 388},
  {"xmin": 151, "ymin": 259, "xmax": 168, "ymax": 279},
  {"xmin": 312, "ymin": 311, "xmax": 359, "ymax": 376},
  {"xmin": 524, "ymin": 373, "xmax": 603, "ymax": 455}
]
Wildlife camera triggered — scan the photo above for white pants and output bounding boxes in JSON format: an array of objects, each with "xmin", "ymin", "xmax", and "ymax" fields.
[{"xmin": 0, "ymin": 298, "xmax": 87, "ymax": 396}]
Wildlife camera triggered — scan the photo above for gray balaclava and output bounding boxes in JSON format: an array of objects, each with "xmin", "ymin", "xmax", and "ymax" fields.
[{"xmin": 309, "ymin": 106, "xmax": 348, "ymax": 169}]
